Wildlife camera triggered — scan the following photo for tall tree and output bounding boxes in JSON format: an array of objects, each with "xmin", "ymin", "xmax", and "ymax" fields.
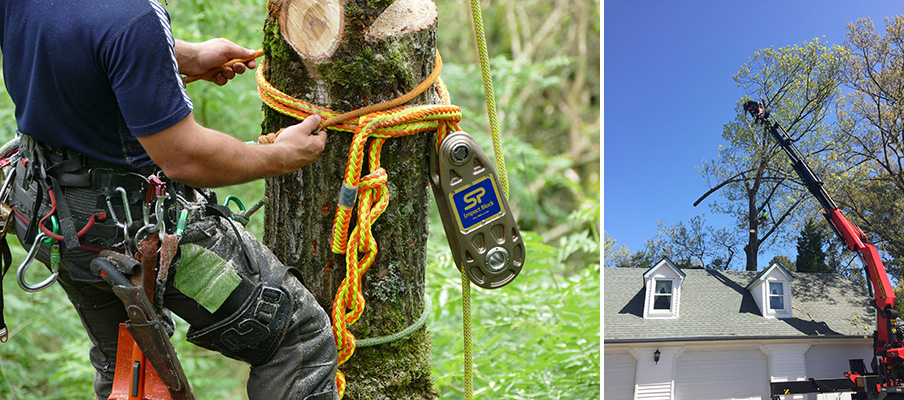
[
  {"xmin": 696, "ymin": 39, "xmax": 845, "ymax": 271},
  {"xmin": 835, "ymin": 16, "xmax": 904, "ymax": 276},
  {"xmin": 795, "ymin": 219, "xmax": 831, "ymax": 273},
  {"xmin": 647, "ymin": 215, "xmax": 739, "ymax": 270},
  {"xmin": 259, "ymin": 1, "xmax": 440, "ymax": 398}
]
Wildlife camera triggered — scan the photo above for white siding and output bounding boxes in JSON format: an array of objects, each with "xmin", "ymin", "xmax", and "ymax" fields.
[
  {"xmin": 604, "ymin": 351, "xmax": 636, "ymax": 400},
  {"xmin": 806, "ymin": 343, "xmax": 873, "ymax": 400},
  {"xmin": 675, "ymin": 348, "xmax": 768, "ymax": 400},
  {"xmin": 805, "ymin": 343, "xmax": 872, "ymax": 379},
  {"xmin": 763, "ymin": 344, "xmax": 809, "ymax": 400},
  {"xmin": 765, "ymin": 343, "xmax": 808, "ymax": 381}
]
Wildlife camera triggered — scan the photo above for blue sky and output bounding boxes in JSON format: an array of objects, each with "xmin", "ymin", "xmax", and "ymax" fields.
[{"xmin": 603, "ymin": 2, "xmax": 903, "ymax": 265}]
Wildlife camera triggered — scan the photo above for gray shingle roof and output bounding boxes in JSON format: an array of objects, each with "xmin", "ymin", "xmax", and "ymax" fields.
[{"xmin": 604, "ymin": 267, "xmax": 876, "ymax": 342}]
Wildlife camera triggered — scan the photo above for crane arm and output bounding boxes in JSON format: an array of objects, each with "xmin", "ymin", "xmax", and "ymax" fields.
[{"xmin": 743, "ymin": 101, "xmax": 899, "ymax": 349}]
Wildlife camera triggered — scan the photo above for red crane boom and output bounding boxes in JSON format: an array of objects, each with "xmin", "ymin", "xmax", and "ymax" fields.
[{"xmin": 744, "ymin": 101, "xmax": 904, "ymax": 400}]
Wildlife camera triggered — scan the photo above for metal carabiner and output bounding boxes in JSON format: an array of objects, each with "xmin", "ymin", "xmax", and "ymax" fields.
[
  {"xmin": 16, "ymin": 232, "xmax": 59, "ymax": 293},
  {"xmin": 0, "ymin": 168, "xmax": 16, "ymax": 203},
  {"xmin": 105, "ymin": 186, "xmax": 133, "ymax": 228},
  {"xmin": 105, "ymin": 186, "xmax": 135, "ymax": 253},
  {"xmin": 134, "ymin": 191, "xmax": 170, "ymax": 251}
]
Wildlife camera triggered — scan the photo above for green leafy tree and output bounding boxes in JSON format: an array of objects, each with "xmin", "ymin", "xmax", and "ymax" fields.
[
  {"xmin": 795, "ymin": 219, "xmax": 832, "ymax": 272},
  {"xmin": 603, "ymin": 233, "xmax": 655, "ymax": 269},
  {"xmin": 647, "ymin": 215, "xmax": 739, "ymax": 270},
  {"xmin": 769, "ymin": 254, "xmax": 795, "ymax": 271},
  {"xmin": 834, "ymin": 16, "xmax": 904, "ymax": 276},
  {"xmin": 696, "ymin": 39, "xmax": 846, "ymax": 271},
  {"xmin": 603, "ymin": 233, "xmax": 631, "ymax": 268}
]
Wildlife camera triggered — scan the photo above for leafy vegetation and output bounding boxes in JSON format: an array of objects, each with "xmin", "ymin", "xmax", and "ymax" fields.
[
  {"xmin": 0, "ymin": 0, "xmax": 599, "ymax": 399},
  {"xmin": 794, "ymin": 219, "xmax": 830, "ymax": 273}
]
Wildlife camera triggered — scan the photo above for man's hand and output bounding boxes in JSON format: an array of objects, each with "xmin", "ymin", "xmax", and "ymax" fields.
[
  {"xmin": 175, "ymin": 39, "xmax": 257, "ymax": 86},
  {"xmin": 272, "ymin": 115, "xmax": 328, "ymax": 171}
]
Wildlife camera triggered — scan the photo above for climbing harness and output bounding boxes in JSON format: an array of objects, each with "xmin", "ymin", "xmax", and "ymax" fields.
[
  {"xmin": 0, "ymin": 146, "xmax": 17, "ymax": 342},
  {"xmin": 0, "ymin": 134, "xmax": 209, "ymax": 398}
]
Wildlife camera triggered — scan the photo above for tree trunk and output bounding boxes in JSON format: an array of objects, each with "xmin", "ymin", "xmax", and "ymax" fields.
[
  {"xmin": 260, "ymin": 0, "xmax": 440, "ymax": 398},
  {"xmin": 746, "ymin": 188, "xmax": 759, "ymax": 271}
]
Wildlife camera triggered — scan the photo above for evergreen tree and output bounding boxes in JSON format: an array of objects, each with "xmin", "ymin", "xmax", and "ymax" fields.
[{"xmin": 795, "ymin": 220, "xmax": 832, "ymax": 272}]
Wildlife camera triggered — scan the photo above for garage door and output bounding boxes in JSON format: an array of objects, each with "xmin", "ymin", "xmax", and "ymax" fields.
[
  {"xmin": 675, "ymin": 348, "xmax": 768, "ymax": 400},
  {"xmin": 604, "ymin": 351, "xmax": 636, "ymax": 400}
]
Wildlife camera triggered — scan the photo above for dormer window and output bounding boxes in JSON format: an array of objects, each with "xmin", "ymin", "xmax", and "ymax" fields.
[
  {"xmin": 746, "ymin": 263, "xmax": 793, "ymax": 319},
  {"xmin": 769, "ymin": 282, "xmax": 785, "ymax": 311},
  {"xmin": 643, "ymin": 259, "xmax": 685, "ymax": 319},
  {"xmin": 653, "ymin": 280, "xmax": 673, "ymax": 310}
]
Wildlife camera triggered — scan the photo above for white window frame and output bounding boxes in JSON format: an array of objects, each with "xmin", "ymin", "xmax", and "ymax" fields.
[
  {"xmin": 763, "ymin": 278, "xmax": 791, "ymax": 318},
  {"xmin": 650, "ymin": 279, "xmax": 675, "ymax": 314},
  {"xmin": 768, "ymin": 281, "xmax": 785, "ymax": 311}
]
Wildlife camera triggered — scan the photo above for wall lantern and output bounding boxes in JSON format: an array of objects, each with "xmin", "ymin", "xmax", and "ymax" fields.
[{"xmin": 654, "ymin": 349, "xmax": 661, "ymax": 364}]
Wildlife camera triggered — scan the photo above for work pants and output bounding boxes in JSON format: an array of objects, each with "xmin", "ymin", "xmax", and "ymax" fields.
[{"xmin": 15, "ymin": 214, "xmax": 339, "ymax": 400}]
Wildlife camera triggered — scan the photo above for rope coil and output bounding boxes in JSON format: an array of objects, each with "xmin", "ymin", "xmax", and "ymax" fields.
[{"xmin": 257, "ymin": 52, "xmax": 461, "ymax": 398}]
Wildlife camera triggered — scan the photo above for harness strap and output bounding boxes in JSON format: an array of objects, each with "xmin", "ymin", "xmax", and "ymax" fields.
[
  {"xmin": 201, "ymin": 204, "xmax": 276, "ymax": 282},
  {"xmin": 12, "ymin": 136, "xmax": 177, "ymax": 252},
  {"xmin": 22, "ymin": 179, "xmax": 43, "ymax": 247},
  {"xmin": 18, "ymin": 136, "xmax": 81, "ymax": 249},
  {"xmin": 49, "ymin": 177, "xmax": 81, "ymax": 250}
]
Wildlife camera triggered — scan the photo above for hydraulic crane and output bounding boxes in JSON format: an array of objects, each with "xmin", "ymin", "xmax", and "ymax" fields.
[{"xmin": 743, "ymin": 101, "xmax": 904, "ymax": 400}]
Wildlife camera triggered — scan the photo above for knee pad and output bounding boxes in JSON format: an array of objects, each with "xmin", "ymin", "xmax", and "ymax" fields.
[{"xmin": 185, "ymin": 285, "xmax": 293, "ymax": 366}]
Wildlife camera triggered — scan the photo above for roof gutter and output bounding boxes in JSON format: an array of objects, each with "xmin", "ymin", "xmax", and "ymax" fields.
[{"xmin": 605, "ymin": 335, "xmax": 871, "ymax": 344}]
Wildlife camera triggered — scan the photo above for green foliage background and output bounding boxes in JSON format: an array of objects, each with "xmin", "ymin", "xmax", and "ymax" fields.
[{"xmin": 0, "ymin": 0, "xmax": 600, "ymax": 398}]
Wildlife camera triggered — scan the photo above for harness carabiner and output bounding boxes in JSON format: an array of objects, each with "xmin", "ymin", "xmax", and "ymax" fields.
[
  {"xmin": 0, "ymin": 168, "xmax": 16, "ymax": 203},
  {"xmin": 106, "ymin": 186, "xmax": 134, "ymax": 253},
  {"xmin": 224, "ymin": 195, "xmax": 268, "ymax": 227},
  {"xmin": 16, "ymin": 232, "xmax": 59, "ymax": 293},
  {"xmin": 106, "ymin": 187, "xmax": 133, "ymax": 228}
]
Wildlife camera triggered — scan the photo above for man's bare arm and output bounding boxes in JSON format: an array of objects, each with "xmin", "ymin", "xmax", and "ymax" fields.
[{"xmin": 137, "ymin": 113, "xmax": 325, "ymax": 188}]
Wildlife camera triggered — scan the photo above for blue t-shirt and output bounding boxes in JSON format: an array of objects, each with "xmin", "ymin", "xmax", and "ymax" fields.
[{"xmin": 0, "ymin": 0, "xmax": 193, "ymax": 169}]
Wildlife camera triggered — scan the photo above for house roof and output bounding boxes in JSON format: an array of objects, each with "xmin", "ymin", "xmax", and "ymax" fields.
[
  {"xmin": 643, "ymin": 258, "xmax": 686, "ymax": 280},
  {"xmin": 604, "ymin": 267, "xmax": 875, "ymax": 342}
]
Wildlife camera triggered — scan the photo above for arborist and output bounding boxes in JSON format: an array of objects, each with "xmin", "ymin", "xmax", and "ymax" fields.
[{"xmin": 0, "ymin": 1, "xmax": 338, "ymax": 399}]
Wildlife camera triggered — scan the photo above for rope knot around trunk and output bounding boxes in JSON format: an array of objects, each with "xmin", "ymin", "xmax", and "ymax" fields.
[{"xmin": 256, "ymin": 51, "xmax": 461, "ymax": 398}]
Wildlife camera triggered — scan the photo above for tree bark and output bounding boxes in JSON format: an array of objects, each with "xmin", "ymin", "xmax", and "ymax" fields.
[
  {"xmin": 746, "ymin": 186, "xmax": 759, "ymax": 271},
  {"xmin": 260, "ymin": 0, "xmax": 439, "ymax": 398}
]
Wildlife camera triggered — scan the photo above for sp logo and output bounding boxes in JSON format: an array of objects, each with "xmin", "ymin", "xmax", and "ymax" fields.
[{"xmin": 463, "ymin": 187, "xmax": 486, "ymax": 210}]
